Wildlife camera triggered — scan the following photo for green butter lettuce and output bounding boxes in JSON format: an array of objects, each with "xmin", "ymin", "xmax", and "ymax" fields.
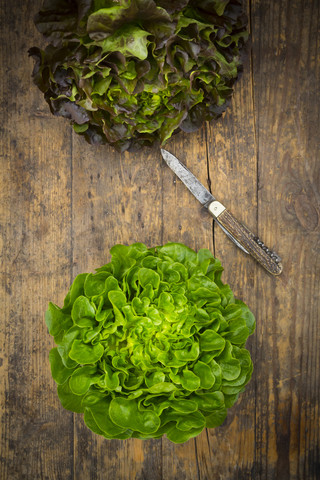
[
  {"xmin": 29, "ymin": 0, "xmax": 248, "ymax": 152},
  {"xmin": 46, "ymin": 242, "xmax": 255, "ymax": 443}
]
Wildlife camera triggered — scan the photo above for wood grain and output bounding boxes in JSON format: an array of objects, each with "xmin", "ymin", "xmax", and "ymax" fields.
[
  {"xmin": 251, "ymin": 1, "xmax": 320, "ymax": 479},
  {"xmin": 204, "ymin": 11, "xmax": 259, "ymax": 476},
  {"xmin": 70, "ymin": 138, "xmax": 164, "ymax": 480},
  {"xmin": 161, "ymin": 128, "xmax": 212, "ymax": 480},
  {"xmin": 0, "ymin": 0, "xmax": 319, "ymax": 479},
  {"xmin": 0, "ymin": 1, "xmax": 75, "ymax": 478}
]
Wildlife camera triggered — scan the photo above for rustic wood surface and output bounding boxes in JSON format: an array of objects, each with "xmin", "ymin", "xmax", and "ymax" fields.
[{"xmin": 0, "ymin": 0, "xmax": 319, "ymax": 479}]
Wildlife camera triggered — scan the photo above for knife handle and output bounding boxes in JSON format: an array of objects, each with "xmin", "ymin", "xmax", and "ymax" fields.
[{"xmin": 208, "ymin": 201, "xmax": 283, "ymax": 276}]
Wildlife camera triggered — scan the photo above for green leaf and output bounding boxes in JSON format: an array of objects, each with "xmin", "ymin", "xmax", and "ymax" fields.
[
  {"xmin": 92, "ymin": 76, "xmax": 112, "ymax": 96},
  {"xmin": 45, "ymin": 303, "xmax": 72, "ymax": 343},
  {"xmin": 57, "ymin": 379, "xmax": 85, "ymax": 413},
  {"xmin": 235, "ymin": 300, "xmax": 256, "ymax": 335},
  {"xmin": 176, "ymin": 411, "xmax": 206, "ymax": 431},
  {"xmin": 49, "ymin": 348, "xmax": 77, "ymax": 385},
  {"xmin": 158, "ymin": 243, "xmax": 198, "ymax": 265},
  {"xmin": 180, "ymin": 369, "xmax": 201, "ymax": 391},
  {"xmin": 148, "ymin": 382, "xmax": 177, "ymax": 394},
  {"xmin": 73, "ymin": 123, "xmax": 89, "ymax": 133},
  {"xmin": 170, "ymin": 399, "xmax": 198, "ymax": 414},
  {"xmin": 193, "ymin": 360, "xmax": 215, "ymax": 389},
  {"xmin": 71, "ymin": 296, "xmax": 96, "ymax": 322},
  {"xmin": 145, "ymin": 371, "xmax": 166, "ymax": 388},
  {"xmin": 205, "ymin": 407, "xmax": 228, "ymax": 428},
  {"xmin": 166, "ymin": 424, "xmax": 204, "ymax": 443},
  {"xmin": 57, "ymin": 326, "xmax": 81, "ymax": 368},
  {"xmin": 87, "ymin": 6, "xmax": 129, "ymax": 38},
  {"xmin": 87, "ymin": 2, "xmax": 170, "ymax": 40},
  {"xmin": 62, "ymin": 274, "xmax": 87, "ymax": 313},
  {"xmin": 69, "ymin": 340, "xmax": 104, "ymax": 364},
  {"xmin": 220, "ymin": 358, "xmax": 241, "ymax": 381},
  {"xmin": 100, "ymin": 366, "xmax": 121, "ymax": 390},
  {"xmin": 100, "ymin": 25, "xmax": 150, "ymax": 60},
  {"xmin": 84, "ymin": 271, "xmax": 111, "ymax": 297},
  {"xmin": 69, "ymin": 366, "xmax": 99, "ymax": 395},
  {"xmin": 159, "ymin": 110, "xmax": 188, "ymax": 144},
  {"xmin": 192, "ymin": 391, "xmax": 225, "ymax": 412},
  {"xmin": 173, "ymin": 342, "xmax": 199, "ymax": 362},
  {"xmin": 199, "ymin": 329, "xmax": 225, "ymax": 351},
  {"xmin": 108, "ymin": 290, "xmax": 127, "ymax": 310},
  {"xmin": 109, "ymin": 398, "xmax": 161, "ymax": 434},
  {"xmin": 84, "ymin": 408, "xmax": 107, "ymax": 437},
  {"xmin": 109, "ymin": 247, "xmax": 136, "ymax": 280},
  {"xmin": 138, "ymin": 268, "xmax": 160, "ymax": 289},
  {"xmin": 88, "ymin": 398, "xmax": 131, "ymax": 437},
  {"xmin": 224, "ymin": 318, "xmax": 250, "ymax": 345}
]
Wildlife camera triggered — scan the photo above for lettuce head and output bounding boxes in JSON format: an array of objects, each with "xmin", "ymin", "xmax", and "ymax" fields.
[
  {"xmin": 46, "ymin": 242, "xmax": 255, "ymax": 443},
  {"xmin": 30, "ymin": 0, "xmax": 248, "ymax": 152}
]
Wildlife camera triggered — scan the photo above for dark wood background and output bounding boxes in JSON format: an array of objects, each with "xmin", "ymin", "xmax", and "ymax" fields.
[{"xmin": 0, "ymin": 1, "xmax": 319, "ymax": 479}]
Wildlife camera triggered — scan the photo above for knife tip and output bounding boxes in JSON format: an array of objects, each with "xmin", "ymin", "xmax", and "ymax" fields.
[{"xmin": 160, "ymin": 149, "xmax": 172, "ymax": 163}]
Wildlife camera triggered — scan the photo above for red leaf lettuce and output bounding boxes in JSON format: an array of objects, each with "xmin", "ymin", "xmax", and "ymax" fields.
[{"xmin": 30, "ymin": 0, "xmax": 248, "ymax": 151}]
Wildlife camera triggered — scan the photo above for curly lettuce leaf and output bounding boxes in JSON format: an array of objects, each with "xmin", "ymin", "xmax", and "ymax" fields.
[{"xmin": 46, "ymin": 242, "xmax": 255, "ymax": 443}]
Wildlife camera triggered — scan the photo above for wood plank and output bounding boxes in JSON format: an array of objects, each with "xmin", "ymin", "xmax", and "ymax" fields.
[
  {"xmin": 201, "ymin": 14, "xmax": 259, "ymax": 477},
  {"xmin": 71, "ymin": 138, "xmax": 164, "ymax": 479},
  {"xmin": 161, "ymin": 127, "xmax": 213, "ymax": 480},
  {"xmin": 251, "ymin": 0, "xmax": 320, "ymax": 478},
  {"xmin": 0, "ymin": 1, "xmax": 74, "ymax": 478}
]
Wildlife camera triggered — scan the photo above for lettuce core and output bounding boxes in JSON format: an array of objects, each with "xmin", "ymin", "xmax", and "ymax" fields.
[
  {"xmin": 46, "ymin": 242, "xmax": 255, "ymax": 443},
  {"xmin": 30, "ymin": 0, "xmax": 248, "ymax": 152}
]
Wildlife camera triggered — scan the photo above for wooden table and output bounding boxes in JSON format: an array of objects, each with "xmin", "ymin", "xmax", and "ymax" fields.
[{"xmin": 1, "ymin": 1, "xmax": 319, "ymax": 479}]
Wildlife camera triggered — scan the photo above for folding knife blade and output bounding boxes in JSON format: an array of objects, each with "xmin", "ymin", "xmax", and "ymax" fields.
[
  {"xmin": 160, "ymin": 148, "xmax": 248, "ymax": 254},
  {"xmin": 160, "ymin": 149, "xmax": 215, "ymax": 207}
]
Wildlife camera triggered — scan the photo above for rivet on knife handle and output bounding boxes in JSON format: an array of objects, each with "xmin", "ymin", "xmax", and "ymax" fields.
[{"xmin": 208, "ymin": 201, "xmax": 283, "ymax": 276}]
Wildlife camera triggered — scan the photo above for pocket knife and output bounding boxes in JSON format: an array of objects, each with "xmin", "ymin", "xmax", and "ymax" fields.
[{"xmin": 161, "ymin": 149, "xmax": 282, "ymax": 276}]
